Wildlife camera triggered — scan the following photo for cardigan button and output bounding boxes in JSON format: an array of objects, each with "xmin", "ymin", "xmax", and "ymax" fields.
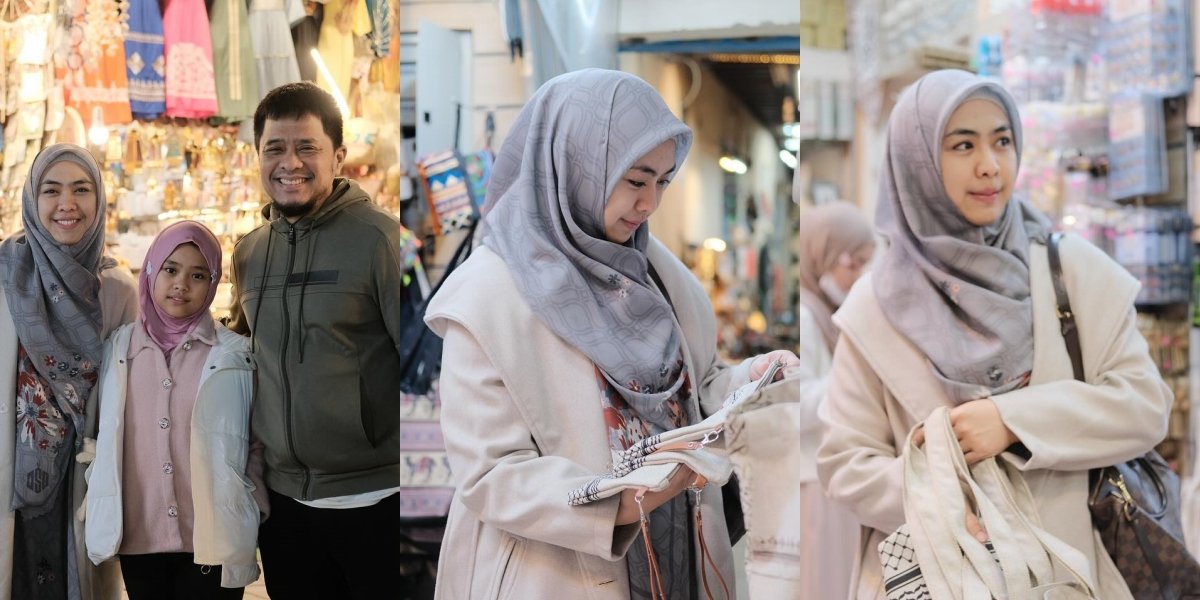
[
  {"xmin": 182, "ymin": 341, "xmax": 192, "ymax": 351},
  {"xmin": 159, "ymin": 418, "xmax": 170, "ymax": 429},
  {"xmin": 161, "ymin": 378, "xmax": 173, "ymax": 389},
  {"xmin": 167, "ymin": 506, "xmax": 178, "ymax": 518},
  {"xmin": 163, "ymin": 462, "xmax": 174, "ymax": 475}
]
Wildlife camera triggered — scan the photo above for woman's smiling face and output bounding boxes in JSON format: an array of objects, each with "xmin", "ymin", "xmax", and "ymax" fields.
[{"xmin": 939, "ymin": 98, "xmax": 1017, "ymax": 227}]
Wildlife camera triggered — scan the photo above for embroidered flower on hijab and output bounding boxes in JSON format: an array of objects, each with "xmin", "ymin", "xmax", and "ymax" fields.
[
  {"xmin": 607, "ymin": 273, "xmax": 633, "ymax": 299},
  {"xmin": 987, "ymin": 366, "xmax": 1004, "ymax": 384},
  {"xmin": 43, "ymin": 355, "xmax": 56, "ymax": 368},
  {"xmin": 938, "ymin": 279, "xmax": 963, "ymax": 304},
  {"xmin": 15, "ymin": 379, "xmax": 65, "ymax": 450},
  {"xmin": 47, "ymin": 283, "xmax": 65, "ymax": 304}
]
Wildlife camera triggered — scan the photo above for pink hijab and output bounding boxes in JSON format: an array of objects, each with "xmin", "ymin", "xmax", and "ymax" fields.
[{"xmin": 139, "ymin": 221, "xmax": 222, "ymax": 354}]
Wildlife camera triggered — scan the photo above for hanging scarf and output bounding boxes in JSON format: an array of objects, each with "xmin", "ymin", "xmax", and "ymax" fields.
[
  {"xmin": 138, "ymin": 220, "xmax": 222, "ymax": 357},
  {"xmin": 872, "ymin": 69, "xmax": 1051, "ymax": 403},
  {"xmin": 482, "ymin": 68, "xmax": 693, "ymax": 434},
  {"xmin": 0, "ymin": 143, "xmax": 110, "ymax": 514},
  {"xmin": 124, "ymin": 0, "xmax": 167, "ymax": 119},
  {"xmin": 797, "ymin": 201, "xmax": 874, "ymax": 352}
]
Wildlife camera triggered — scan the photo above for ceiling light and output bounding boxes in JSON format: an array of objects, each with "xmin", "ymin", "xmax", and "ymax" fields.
[
  {"xmin": 702, "ymin": 237, "xmax": 727, "ymax": 252},
  {"xmin": 311, "ymin": 48, "xmax": 351, "ymax": 118},
  {"xmin": 719, "ymin": 156, "xmax": 748, "ymax": 174},
  {"xmin": 779, "ymin": 150, "xmax": 797, "ymax": 169},
  {"xmin": 87, "ymin": 107, "xmax": 109, "ymax": 147},
  {"xmin": 708, "ymin": 53, "xmax": 800, "ymax": 65}
]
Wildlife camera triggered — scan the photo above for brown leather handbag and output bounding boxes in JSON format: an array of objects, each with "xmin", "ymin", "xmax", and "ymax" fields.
[{"xmin": 1049, "ymin": 232, "xmax": 1200, "ymax": 599}]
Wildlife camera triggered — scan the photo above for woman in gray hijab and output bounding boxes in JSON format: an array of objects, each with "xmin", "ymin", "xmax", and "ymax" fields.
[
  {"xmin": 816, "ymin": 69, "xmax": 1170, "ymax": 598},
  {"xmin": 425, "ymin": 69, "xmax": 797, "ymax": 599},
  {"xmin": 0, "ymin": 144, "xmax": 137, "ymax": 599}
]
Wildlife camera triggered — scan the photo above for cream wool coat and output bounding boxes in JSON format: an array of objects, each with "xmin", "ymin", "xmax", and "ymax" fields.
[
  {"xmin": 817, "ymin": 234, "xmax": 1171, "ymax": 600},
  {"xmin": 0, "ymin": 267, "xmax": 137, "ymax": 600},
  {"xmin": 426, "ymin": 238, "xmax": 751, "ymax": 600},
  {"xmin": 86, "ymin": 322, "xmax": 261, "ymax": 588}
]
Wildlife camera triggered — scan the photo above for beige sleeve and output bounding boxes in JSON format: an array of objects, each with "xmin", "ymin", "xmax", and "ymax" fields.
[
  {"xmin": 995, "ymin": 304, "xmax": 1171, "ymax": 471},
  {"xmin": 816, "ymin": 336, "xmax": 906, "ymax": 534},
  {"xmin": 438, "ymin": 322, "xmax": 639, "ymax": 559},
  {"xmin": 100, "ymin": 267, "xmax": 138, "ymax": 337}
]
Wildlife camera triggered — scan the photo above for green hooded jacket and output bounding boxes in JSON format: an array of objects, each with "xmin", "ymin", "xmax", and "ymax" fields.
[{"xmin": 229, "ymin": 178, "xmax": 402, "ymax": 500}]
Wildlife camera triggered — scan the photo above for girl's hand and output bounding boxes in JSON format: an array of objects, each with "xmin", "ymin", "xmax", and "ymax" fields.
[
  {"xmin": 949, "ymin": 399, "xmax": 1018, "ymax": 465},
  {"xmin": 749, "ymin": 350, "xmax": 800, "ymax": 382}
]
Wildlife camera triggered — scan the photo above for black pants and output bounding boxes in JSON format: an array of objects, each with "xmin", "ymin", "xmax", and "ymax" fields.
[
  {"xmin": 259, "ymin": 489, "xmax": 401, "ymax": 600},
  {"xmin": 119, "ymin": 553, "xmax": 244, "ymax": 600}
]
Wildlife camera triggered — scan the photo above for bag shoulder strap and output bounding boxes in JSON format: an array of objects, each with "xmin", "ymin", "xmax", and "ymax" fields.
[{"xmin": 1048, "ymin": 232, "xmax": 1085, "ymax": 382}]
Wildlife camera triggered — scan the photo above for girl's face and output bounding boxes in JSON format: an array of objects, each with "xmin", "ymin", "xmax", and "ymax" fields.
[
  {"xmin": 37, "ymin": 160, "xmax": 98, "ymax": 245},
  {"xmin": 603, "ymin": 139, "xmax": 676, "ymax": 244},
  {"xmin": 153, "ymin": 243, "xmax": 213, "ymax": 318},
  {"xmin": 939, "ymin": 98, "xmax": 1016, "ymax": 227},
  {"xmin": 825, "ymin": 244, "xmax": 876, "ymax": 294}
]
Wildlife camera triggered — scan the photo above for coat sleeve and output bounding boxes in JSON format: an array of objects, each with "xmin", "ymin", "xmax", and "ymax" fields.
[
  {"xmin": 438, "ymin": 322, "xmax": 640, "ymax": 560},
  {"xmin": 794, "ymin": 306, "xmax": 830, "ymax": 436},
  {"xmin": 225, "ymin": 251, "xmax": 250, "ymax": 336},
  {"xmin": 994, "ymin": 303, "xmax": 1171, "ymax": 471},
  {"xmin": 100, "ymin": 266, "xmax": 138, "ymax": 337},
  {"xmin": 695, "ymin": 352, "xmax": 753, "ymax": 418},
  {"xmin": 816, "ymin": 335, "xmax": 906, "ymax": 534},
  {"xmin": 375, "ymin": 226, "xmax": 406, "ymax": 357}
]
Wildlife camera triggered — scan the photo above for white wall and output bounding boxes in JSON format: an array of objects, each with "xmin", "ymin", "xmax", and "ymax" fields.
[
  {"xmin": 400, "ymin": 0, "xmax": 529, "ymax": 153},
  {"xmin": 619, "ymin": 0, "xmax": 801, "ymax": 42}
]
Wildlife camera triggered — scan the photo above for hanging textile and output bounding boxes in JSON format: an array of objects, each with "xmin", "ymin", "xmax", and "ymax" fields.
[
  {"xmin": 291, "ymin": 1, "xmax": 320, "ymax": 82},
  {"xmin": 125, "ymin": 0, "xmax": 167, "ymax": 119},
  {"xmin": 209, "ymin": 0, "xmax": 259, "ymax": 120},
  {"xmin": 247, "ymin": 0, "xmax": 302, "ymax": 99},
  {"xmin": 364, "ymin": 0, "xmax": 389, "ymax": 58},
  {"xmin": 162, "ymin": 0, "xmax": 219, "ymax": 118},
  {"xmin": 314, "ymin": 0, "xmax": 369, "ymax": 97},
  {"xmin": 58, "ymin": 0, "xmax": 133, "ymax": 129}
]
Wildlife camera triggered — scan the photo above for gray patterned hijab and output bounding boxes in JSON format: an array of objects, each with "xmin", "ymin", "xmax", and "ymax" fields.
[
  {"xmin": 482, "ymin": 69, "xmax": 693, "ymax": 432},
  {"xmin": 873, "ymin": 69, "xmax": 1051, "ymax": 404},
  {"xmin": 0, "ymin": 143, "xmax": 110, "ymax": 511}
]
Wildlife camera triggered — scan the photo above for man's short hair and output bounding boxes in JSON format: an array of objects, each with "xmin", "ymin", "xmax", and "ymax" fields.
[{"xmin": 253, "ymin": 82, "xmax": 344, "ymax": 150}]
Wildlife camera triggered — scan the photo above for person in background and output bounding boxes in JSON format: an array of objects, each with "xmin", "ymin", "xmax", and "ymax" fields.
[
  {"xmin": 425, "ymin": 68, "xmax": 798, "ymax": 599},
  {"xmin": 794, "ymin": 200, "xmax": 875, "ymax": 598},
  {"xmin": 86, "ymin": 220, "xmax": 266, "ymax": 599},
  {"xmin": 0, "ymin": 143, "xmax": 137, "ymax": 600},
  {"xmin": 226, "ymin": 81, "xmax": 403, "ymax": 599},
  {"xmin": 816, "ymin": 68, "xmax": 1170, "ymax": 599}
]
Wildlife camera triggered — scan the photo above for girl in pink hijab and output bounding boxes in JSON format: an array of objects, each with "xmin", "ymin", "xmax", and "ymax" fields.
[{"xmin": 85, "ymin": 221, "xmax": 267, "ymax": 599}]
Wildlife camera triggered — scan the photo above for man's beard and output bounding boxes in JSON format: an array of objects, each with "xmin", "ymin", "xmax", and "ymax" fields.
[{"xmin": 272, "ymin": 197, "xmax": 318, "ymax": 219}]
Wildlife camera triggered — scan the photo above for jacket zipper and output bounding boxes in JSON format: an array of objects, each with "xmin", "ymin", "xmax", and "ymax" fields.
[{"xmin": 281, "ymin": 224, "xmax": 311, "ymax": 499}]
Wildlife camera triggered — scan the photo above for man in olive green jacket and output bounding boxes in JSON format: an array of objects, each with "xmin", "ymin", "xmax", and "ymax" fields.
[{"xmin": 227, "ymin": 82, "xmax": 405, "ymax": 600}]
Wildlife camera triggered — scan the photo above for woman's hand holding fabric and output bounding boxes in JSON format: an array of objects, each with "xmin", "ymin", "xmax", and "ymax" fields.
[
  {"xmin": 614, "ymin": 466, "xmax": 699, "ymax": 526},
  {"xmin": 949, "ymin": 399, "xmax": 1018, "ymax": 465},
  {"xmin": 965, "ymin": 511, "xmax": 989, "ymax": 543},
  {"xmin": 749, "ymin": 350, "xmax": 801, "ymax": 382}
]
